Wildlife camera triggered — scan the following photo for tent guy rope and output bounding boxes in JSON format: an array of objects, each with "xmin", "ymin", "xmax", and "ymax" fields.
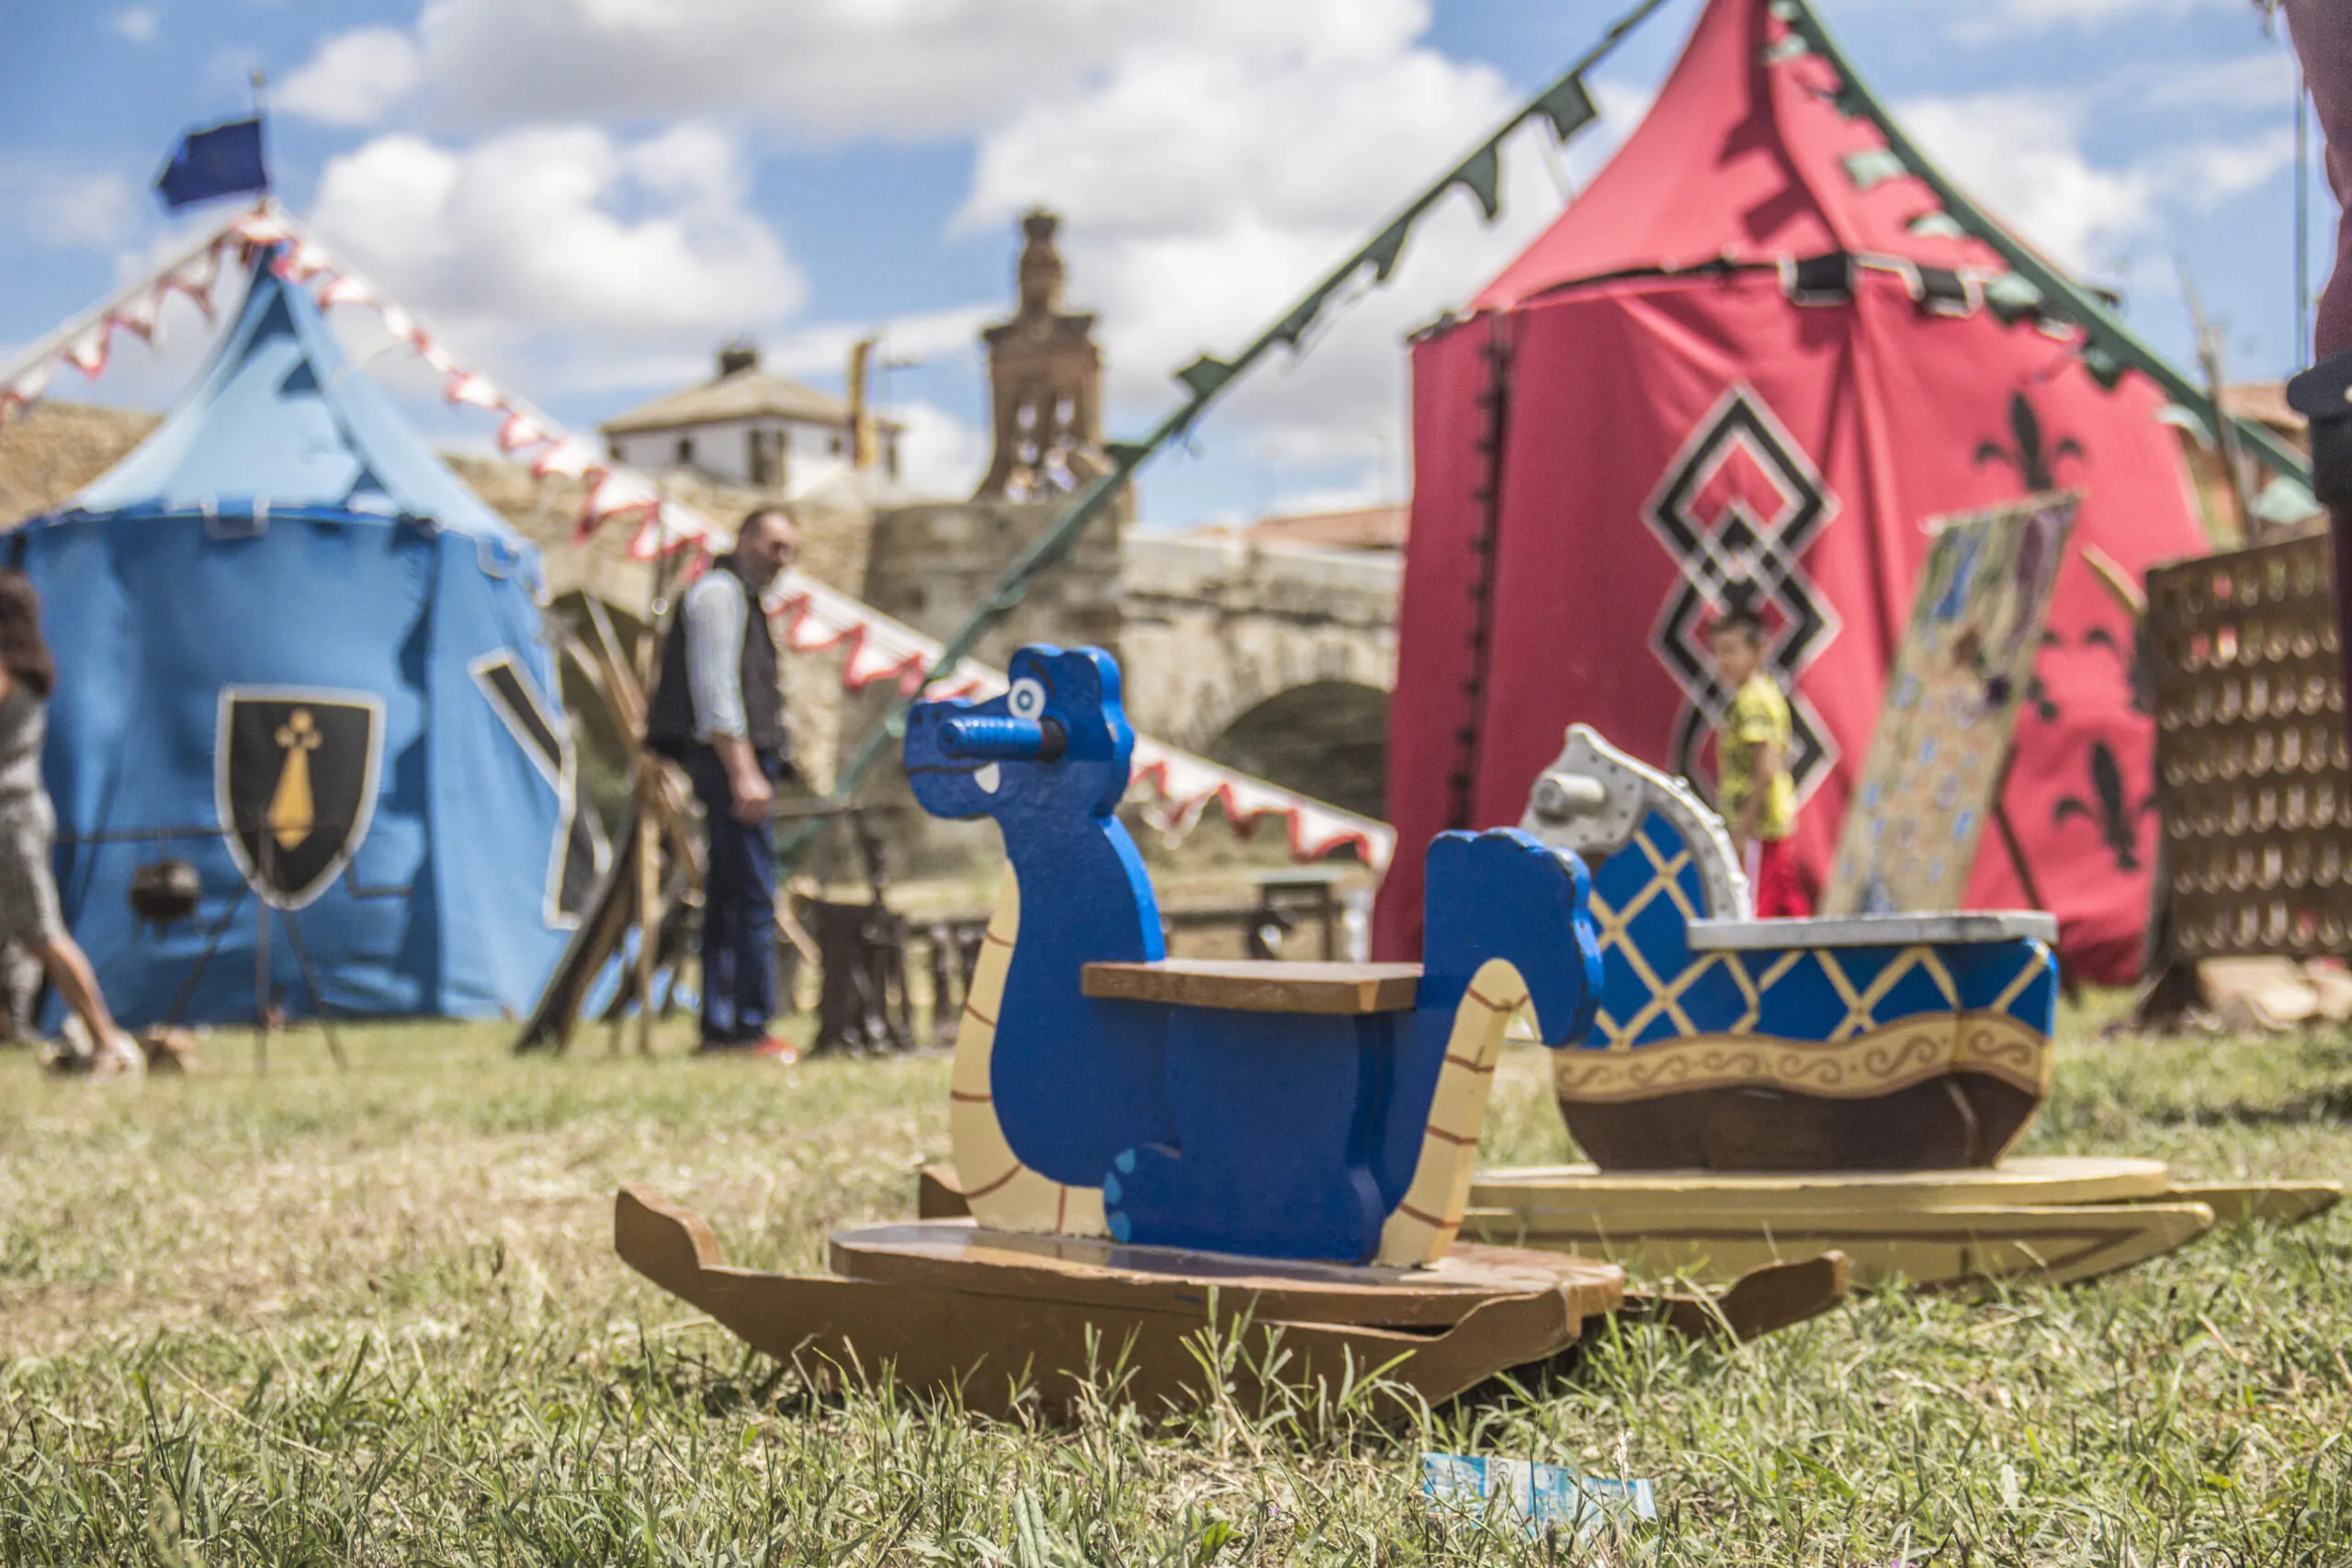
[{"xmin": 1771, "ymin": 0, "xmax": 2315, "ymax": 498}]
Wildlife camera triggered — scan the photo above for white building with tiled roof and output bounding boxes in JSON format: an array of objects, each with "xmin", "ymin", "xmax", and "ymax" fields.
[{"xmin": 599, "ymin": 341, "xmax": 901, "ymax": 496}]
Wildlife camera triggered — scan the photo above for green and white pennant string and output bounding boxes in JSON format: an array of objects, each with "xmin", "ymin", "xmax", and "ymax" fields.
[
  {"xmin": 1769, "ymin": 0, "xmax": 2312, "ymax": 489},
  {"xmin": 804, "ymin": 0, "xmax": 1673, "ymax": 852}
]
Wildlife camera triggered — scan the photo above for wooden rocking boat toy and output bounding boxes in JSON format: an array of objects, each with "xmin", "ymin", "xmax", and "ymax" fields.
[
  {"xmin": 615, "ymin": 648, "xmax": 1850, "ymax": 1416},
  {"xmin": 1468, "ymin": 727, "xmax": 2338, "ymax": 1291},
  {"xmin": 1514, "ymin": 725, "xmax": 2060, "ymax": 1173}
]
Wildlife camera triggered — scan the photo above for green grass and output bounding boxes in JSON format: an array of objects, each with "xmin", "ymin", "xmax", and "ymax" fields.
[{"xmin": 3, "ymin": 1002, "xmax": 2350, "ymax": 1564}]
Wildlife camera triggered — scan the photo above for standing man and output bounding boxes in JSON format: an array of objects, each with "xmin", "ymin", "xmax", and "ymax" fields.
[{"xmin": 646, "ymin": 507, "xmax": 797, "ymax": 1056}]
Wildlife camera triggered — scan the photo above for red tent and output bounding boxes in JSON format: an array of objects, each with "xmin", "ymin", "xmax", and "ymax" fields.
[{"xmin": 1375, "ymin": 0, "xmax": 2209, "ymax": 984}]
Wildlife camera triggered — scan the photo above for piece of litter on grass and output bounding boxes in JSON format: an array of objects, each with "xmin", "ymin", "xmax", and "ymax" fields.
[{"xmin": 1421, "ymin": 1452, "xmax": 1657, "ymax": 1541}]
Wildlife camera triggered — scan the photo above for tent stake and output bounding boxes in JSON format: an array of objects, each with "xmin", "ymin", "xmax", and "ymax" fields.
[
  {"xmin": 254, "ymin": 848, "xmax": 271, "ymax": 1076},
  {"xmin": 633, "ymin": 551, "xmax": 679, "ymax": 1058},
  {"xmin": 278, "ymin": 907, "xmax": 348, "ymax": 1071}
]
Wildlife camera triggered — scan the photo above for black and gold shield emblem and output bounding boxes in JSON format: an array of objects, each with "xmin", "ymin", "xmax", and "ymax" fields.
[{"xmin": 215, "ymin": 688, "xmax": 383, "ymax": 908}]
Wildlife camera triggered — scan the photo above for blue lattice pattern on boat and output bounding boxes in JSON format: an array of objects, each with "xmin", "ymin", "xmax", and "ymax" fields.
[{"xmin": 1586, "ymin": 807, "xmax": 2057, "ymax": 1051}]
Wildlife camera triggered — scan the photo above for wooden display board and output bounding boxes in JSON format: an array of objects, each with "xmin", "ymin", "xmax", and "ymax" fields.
[
  {"xmin": 1822, "ymin": 492, "xmax": 2078, "ymax": 915},
  {"xmin": 2143, "ymin": 532, "xmax": 2352, "ymax": 959}
]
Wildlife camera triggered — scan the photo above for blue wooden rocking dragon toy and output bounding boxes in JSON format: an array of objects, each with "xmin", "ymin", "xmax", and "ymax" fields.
[{"xmin": 905, "ymin": 644, "xmax": 1604, "ymax": 1266}]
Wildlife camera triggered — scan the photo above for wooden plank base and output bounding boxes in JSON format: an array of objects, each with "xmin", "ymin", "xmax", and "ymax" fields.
[
  {"xmin": 1472, "ymin": 1156, "xmax": 2176, "ymax": 1216},
  {"xmin": 616, "ymin": 1187, "xmax": 1623, "ymax": 1420},
  {"xmin": 1466, "ymin": 1158, "xmax": 2341, "ymax": 1290},
  {"xmin": 2154, "ymin": 1180, "xmax": 2343, "ymax": 1228},
  {"xmin": 1461, "ymin": 1197, "xmax": 2219, "ymax": 1290},
  {"xmin": 1615, "ymin": 1250, "xmax": 1852, "ymax": 1344}
]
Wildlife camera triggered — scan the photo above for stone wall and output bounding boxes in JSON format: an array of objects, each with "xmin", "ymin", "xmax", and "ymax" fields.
[
  {"xmin": 0, "ymin": 401, "xmax": 160, "ymax": 528},
  {"xmin": 860, "ymin": 496, "xmax": 1126, "ymax": 670},
  {"xmin": 842, "ymin": 495, "xmax": 1130, "ymax": 878},
  {"xmin": 1119, "ymin": 533, "xmax": 1398, "ymax": 751},
  {"xmin": 0, "ymin": 400, "xmax": 1413, "ymax": 875}
]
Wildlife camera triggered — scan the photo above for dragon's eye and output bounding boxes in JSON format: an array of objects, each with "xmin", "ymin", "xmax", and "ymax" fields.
[{"xmin": 1008, "ymin": 679, "xmax": 1046, "ymax": 720}]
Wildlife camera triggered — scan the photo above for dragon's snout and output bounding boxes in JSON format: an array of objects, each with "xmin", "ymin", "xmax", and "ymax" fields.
[
  {"xmin": 905, "ymin": 698, "xmax": 1023, "ymax": 814},
  {"xmin": 904, "ymin": 645, "xmax": 1136, "ymax": 822},
  {"xmin": 941, "ymin": 715, "xmax": 1067, "ymax": 762}
]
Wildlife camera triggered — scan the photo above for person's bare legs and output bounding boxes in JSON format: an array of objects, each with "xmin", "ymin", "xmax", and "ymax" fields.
[{"xmin": 29, "ymin": 932, "xmax": 137, "ymax": 1072}]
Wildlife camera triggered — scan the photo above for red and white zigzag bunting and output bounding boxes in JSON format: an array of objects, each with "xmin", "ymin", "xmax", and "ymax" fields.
[{"xmin": 0, "ymin": 200, "xmax": 1396, "ymax": 871}]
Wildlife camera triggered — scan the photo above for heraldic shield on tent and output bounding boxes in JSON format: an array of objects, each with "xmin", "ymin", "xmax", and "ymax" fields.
[
  {"xmin": 215, "ymin": 689, "xmax": 383, "ymax": 910},
  {"xmin": 18, "ymin": 243, "xmax": 592, "ymax": 1026}
]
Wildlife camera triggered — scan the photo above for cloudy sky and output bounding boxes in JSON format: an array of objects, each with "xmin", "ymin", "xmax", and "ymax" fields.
[{"xmin": 0, "ymin": 0, "xmax": 2320, "ymax": 528}]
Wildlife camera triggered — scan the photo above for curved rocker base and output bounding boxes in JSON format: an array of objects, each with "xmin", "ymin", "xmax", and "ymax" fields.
[
  {"xmin": 1559, "ymin": 1071, "xmax": 2044, "ymax": 1171},
  {"xmin": 615, "ymin": 1186, "xmax": 1626, "ymax": 1421}
]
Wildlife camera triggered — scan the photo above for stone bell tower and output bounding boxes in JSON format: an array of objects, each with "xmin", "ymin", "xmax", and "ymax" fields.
[{"xmin": 974, "ymin": 209, "xmax": 1106, "ymax": 501}]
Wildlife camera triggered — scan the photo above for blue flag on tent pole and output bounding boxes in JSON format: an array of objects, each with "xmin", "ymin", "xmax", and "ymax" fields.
[{"xmin": 154, "ymin": 118, "xmax": 269, "ymax": 213}]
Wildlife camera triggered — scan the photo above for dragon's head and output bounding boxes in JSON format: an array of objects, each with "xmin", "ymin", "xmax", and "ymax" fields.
[{"xmin": 903, "ymin": 644, "xmax": 1134, "ymax": 827}]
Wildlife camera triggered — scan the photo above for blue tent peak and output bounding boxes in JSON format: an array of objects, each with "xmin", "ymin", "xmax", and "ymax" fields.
[{"xmin": 54, "ymin": 251, "xmax": 533, "ymax": 552}]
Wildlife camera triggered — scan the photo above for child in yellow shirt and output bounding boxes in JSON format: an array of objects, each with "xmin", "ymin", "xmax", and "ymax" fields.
[{"xmin": 1709, "ymin": 607, "xmax": 1810, "ymax": 918}]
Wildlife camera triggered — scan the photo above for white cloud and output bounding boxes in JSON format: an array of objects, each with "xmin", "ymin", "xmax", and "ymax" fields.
[
  {"xmin": 2138, "ymin": 51, "xmax": 2298, "ymax": 111},
  {"xmin": 309, "ymin": 122, "xmax": 805, "ymax": 391},
  {"xmin": 278, "ymin": 28, "xmax": 424, "ymax": 127},
  {"xmin": 0, "ymin": 161, "xmax": 140, "ymax": 251},
  {"xmin": 1947, "ymin": 0, "xmax": 2237, "ymax": 41},
  {"xmin": 307, "ymin": 0, "xmax": 1430, "ymax": 139},
  {"xmin": 110, "ymin": 7, "xmax": 160, "ymax": 44},
  {"xmin": 1898, "ymin": 91, "xmax": 2158, "ymax": 273},
  {"xmin": 962, "ymin": 36, "xmax": 1506, "ymax": 238},
  {"xmin": 888, "ymin": 400, "xmax": 989, "ymax": 497},
  {"xmin": 2162, "ymin": 127, "xmax": 2300, "ymax": 207},
  {"xmin": 753, "ymin": 302, "xmax": 995, "ymax": 383},
  {"xmin": 1897, "ymin": 81, "xmax": 2304, "ymax": 284},
  {"xmin": 531, "ymin": 299, "xmax": 997, "ymax": 400},
  {"xmin": 949, "ymin": 21, "xmax": 1594, "ymax": 517},
  {"xmin": 265, "ymin": 0, "xmax": 1649, "ymax": 517}
]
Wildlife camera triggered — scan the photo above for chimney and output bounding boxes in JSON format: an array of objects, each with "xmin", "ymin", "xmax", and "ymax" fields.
[{"xmin": 717, "ymin": 338, "xmax": 760, "ymax": 378}]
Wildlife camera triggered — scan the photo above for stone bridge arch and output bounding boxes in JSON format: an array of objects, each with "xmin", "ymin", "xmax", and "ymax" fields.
[
  {"xmin": 1204, "ymin": 679, "xmax": 1390, "ymax": 820},
  {"xmin": 1118, "ymin": 535, "xmax": 1398, "ymax": 818}
]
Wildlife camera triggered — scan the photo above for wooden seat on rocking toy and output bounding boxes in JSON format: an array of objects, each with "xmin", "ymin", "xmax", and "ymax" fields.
[
  {"xmin": 1514, "ymin": 725, "xmax": 2060, "ymax": 1174},
  {"xmin": 1081, "ymin": 959, "xmax": 1423, "ymax": 1016}
]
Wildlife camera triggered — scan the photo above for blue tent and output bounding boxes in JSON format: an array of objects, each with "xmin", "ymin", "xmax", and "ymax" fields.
[{"xmin": 17, "ymin": 251, "xmax": 593, "ymax": 1024}]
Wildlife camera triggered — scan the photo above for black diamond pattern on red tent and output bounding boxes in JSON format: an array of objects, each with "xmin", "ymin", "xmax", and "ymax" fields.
[{"xmin": 1641, "ymin": 384, "xmax": 1841, "ymax": 802}]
